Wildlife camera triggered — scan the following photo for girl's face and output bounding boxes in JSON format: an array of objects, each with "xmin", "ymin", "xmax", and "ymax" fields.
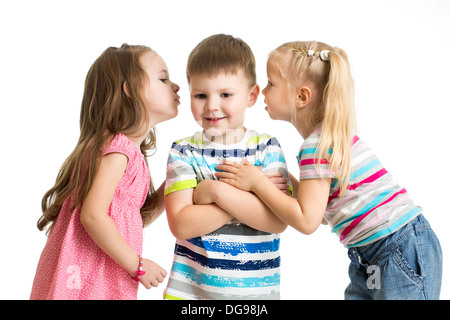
[
  {"xmin": 140, "ymin": 52, "xmax": 180, "ymax": 127},
  {"xmin": 261, "ymin": 55, "xmax": 296, "ymax": 122}
]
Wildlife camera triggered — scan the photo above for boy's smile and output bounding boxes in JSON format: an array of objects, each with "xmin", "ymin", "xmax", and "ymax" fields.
[
  {"xmin": 205, "ymin": 116, "xmax": 226, "ymax": 124},
  {"xmin": 189, "ymin": 70, "xmax": 259, "ymax": 144}
]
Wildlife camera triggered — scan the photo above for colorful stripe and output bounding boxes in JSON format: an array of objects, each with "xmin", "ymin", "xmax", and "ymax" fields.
[
  {"xmin": 338, "ymin": 188, "xmax": 407, "ymax": 241},
  {"xmin": 298, "ymin": 126, "xmax": 421, "ymax": 247},
  {"xmin": 328, "ymin": 168, "xmax": 388, "ymax": 203},
  {"xmin": 332, "ymin": 188, "xmax": 395, "ymax": 233},
  {"xmin": 171, "ymin": 262, "xmax": 280, "ymax": 288},
  {"xmin": 186, "ymin": 236, "xmax": 280, "ymax": 256},
  {"xmin": 164, "ymin": 179, "xmax": 197, "ymax": 196},
  {"xmin": 175, "ymin": 243, "xmax": 280, "ymax": 270},
  {"xmin": 299, "ymin": 158, "xmax": 329, "ymax": 166},
  {"xmin": 348, "ymin": 206, "xmax": 422, "ymax": 247}
]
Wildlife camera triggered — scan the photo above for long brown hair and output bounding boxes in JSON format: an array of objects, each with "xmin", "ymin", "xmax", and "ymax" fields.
[{"xmin": 38, "ymin": 44, "xmax": 160, "ymax": 233}]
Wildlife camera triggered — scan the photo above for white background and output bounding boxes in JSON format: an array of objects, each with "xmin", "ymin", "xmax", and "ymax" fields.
[{"xmin": 1, "ymin": 0, "xmax": 449, "ymax": 300}]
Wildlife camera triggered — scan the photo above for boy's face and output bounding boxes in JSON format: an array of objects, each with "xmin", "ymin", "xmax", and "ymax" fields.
[{"xmin": 189, "ymin": 69, "xmax": 259, "ymax": 144}]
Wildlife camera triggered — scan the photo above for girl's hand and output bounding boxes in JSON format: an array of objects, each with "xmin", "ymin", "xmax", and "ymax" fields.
[
  {"xmin": 139, "ymin": 258, "xmax": 167, "ymax": 289},
  {"xmin": 215, "ymin": 159, "xmax": 264, "ymax": 192}
]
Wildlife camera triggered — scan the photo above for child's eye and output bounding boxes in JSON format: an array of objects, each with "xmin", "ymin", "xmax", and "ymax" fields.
[
  {"xmin": 221, "ymin": 93, "xmax": 232, "ymax": 98},
  {"xmin": 267, "ymin": 81, "xmax": 273, "ymax": 87},
  {"xmin": 160, "ymin": 79, "xmax": 168, "ymax": 83},
  {"xmin": 195, "ymin": 94, "xmax": 207, "ymax": 99}
]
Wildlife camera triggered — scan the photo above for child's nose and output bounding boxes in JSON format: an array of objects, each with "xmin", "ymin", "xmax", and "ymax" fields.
[
  {"xmin": 172, "ymin": 83, "xmax": 180, "ymax": 93},
  {"xmin": 261, "ymin": 85, "xmax": 267, "ymax": 96},
  {"xmin": 205, "ymin": 98, "xmax": 219, "ymax": 111}
]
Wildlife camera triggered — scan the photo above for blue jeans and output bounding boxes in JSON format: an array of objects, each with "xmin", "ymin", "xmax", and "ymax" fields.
[{"xmin": 345, "ymin": 214, "xmax": 442, "ymax": 300}]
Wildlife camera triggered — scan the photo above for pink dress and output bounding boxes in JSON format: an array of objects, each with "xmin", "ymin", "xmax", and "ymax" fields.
[{"xmin": 30, "ymin": 133, "xmax": 150, "ymax": 300}]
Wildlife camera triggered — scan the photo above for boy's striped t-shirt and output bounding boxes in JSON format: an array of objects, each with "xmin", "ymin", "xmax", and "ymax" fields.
[
  {"xmin": 298, "ymin": 127, "xmax": 421, "ymax": 248},
  {"xmin": 164, "ymin": 129, "xmax": 291, "ymax": 300}
]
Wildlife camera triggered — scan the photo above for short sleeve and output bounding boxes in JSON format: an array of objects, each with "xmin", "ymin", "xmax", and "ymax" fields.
[
  {"xmin": 103, "ymin": 133, "xmax": 135, "ymax": 160},
  {"xmin": 164, "ymin": 141, "xmax": 198, "ymax": 197},
  {"xmin": 260, "ymin": 136, "xmax": 293, "ymax": 196},
  {"xmin": 297, "ymin": 131, "xmax": 335, "ymax": 180}
]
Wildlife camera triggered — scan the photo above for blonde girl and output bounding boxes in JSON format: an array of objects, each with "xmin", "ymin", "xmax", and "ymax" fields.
[
  {"xmin": 214, "ymin": 41, "xmax": 442, "ymax": 299},
  {"xmin": 30, "ymin": 44, "xmax": 180, "ymax": 299}
]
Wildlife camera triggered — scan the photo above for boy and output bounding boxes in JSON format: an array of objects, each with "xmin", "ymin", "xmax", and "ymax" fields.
[{"xmin": 164, "ymin": 34, "xmax": 292, "ymax": 300}]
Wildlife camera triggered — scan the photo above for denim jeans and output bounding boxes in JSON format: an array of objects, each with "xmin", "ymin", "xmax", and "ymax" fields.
[{"xmin": 345, "ymin": 214, "xmax": 442, "ymax": 300}]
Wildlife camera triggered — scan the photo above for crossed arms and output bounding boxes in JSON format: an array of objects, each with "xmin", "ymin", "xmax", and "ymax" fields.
[{"xmin": 165, "ymin": 173, "xmax": 289, "ymax": 240}]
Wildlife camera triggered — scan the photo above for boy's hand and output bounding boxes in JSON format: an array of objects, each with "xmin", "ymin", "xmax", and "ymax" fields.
[{"xmin": 264, "ymin": 171, "xmax": 290, "ymax": 195}]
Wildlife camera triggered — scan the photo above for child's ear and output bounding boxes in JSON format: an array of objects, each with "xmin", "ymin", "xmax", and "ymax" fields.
[
  {"xmin": 247, "ymin": 84, "xmax": 260, "ymax": 108},
  {"xmin": 295, "ymin": 85, "xmax": 312, "ymax": 109}
]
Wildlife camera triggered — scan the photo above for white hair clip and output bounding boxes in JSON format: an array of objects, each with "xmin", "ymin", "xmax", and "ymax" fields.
[
  {"xmin": 307, "ymin": 50, "xmax": 315, "ymax": 56},
  {"xmin": 319, "ymin": 50, "xmax": 330, "ymax": 62}
]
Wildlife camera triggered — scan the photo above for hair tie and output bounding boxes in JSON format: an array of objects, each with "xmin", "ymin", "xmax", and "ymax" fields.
[
  {"xmin": 307, "ymin": 50, "xmax": 315, "ymax": 57},
  {"xmin": 319, "ymin": 50, "xmax": 330, "ymax": 62}
]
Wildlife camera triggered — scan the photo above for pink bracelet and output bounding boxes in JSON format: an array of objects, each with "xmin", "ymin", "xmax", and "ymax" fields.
[{"xmin": 132, "ymin": 255, "xmax": 146, "ymax": 281}]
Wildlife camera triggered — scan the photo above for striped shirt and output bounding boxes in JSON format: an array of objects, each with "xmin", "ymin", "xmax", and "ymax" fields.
[
  {"xmin": 164, "ymin": 129, "xmax": 291, "ymax": 300},
  {"xmin": 298, "ymin": 126, "xmax": 421, "ymax": 248}
]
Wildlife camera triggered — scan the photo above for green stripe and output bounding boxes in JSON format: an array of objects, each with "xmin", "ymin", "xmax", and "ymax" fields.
[
  {"xmin": 164, "ymin": 179, "xmax": 197, "ymax": 197},
  {"xmin": 163, "ymin": 293, "xmax": 185, "ymax": 300}
]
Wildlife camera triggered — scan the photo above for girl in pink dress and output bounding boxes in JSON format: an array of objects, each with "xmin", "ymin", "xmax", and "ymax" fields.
[{"xmin": 30, "ymin": 44, "xmax": 180, "ymax": 299}]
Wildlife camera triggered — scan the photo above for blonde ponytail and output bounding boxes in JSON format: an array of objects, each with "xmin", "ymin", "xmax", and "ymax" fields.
[{"xmin": 318, "ymin": 48, "xmax": 356, "ymax": 195}]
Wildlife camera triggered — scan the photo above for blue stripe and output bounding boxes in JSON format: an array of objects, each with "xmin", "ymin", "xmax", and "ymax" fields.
[
  {"xmin": 330, "ymin": 179, "xmax": 338, "ymax": 189},
  {"xmin": 186, "ymin": 237, "xmax": 280, "ymax": 255},
  {"xmin": 175, "ymin": 243, "xmax": 281, "ymax": 270},
  {"xmin": 348, "ymin": 207, "xmax": 422, "ymax": 247},
  {"xmin": 322, "ymin": 158, "xmax": 383, "ymax": 190},
  {"xmin": 298, "ymin": 147, "xmax": 333, "ymax": 160},
  {"xmin": 266, "ymin": 137, "xmax": 280, "ymax": 147},
  {"xmin": 168, "ymin": 154, "xmax": 191, "ymax": 165},
  {"xmin": 169, "ymin": 154, "xmax": 219, "ymax": 171},
  {"xmin": 350, "ymin": 158, "xmax": 381, "ymax": 181},
  {"xmin": 172, "ymin": 141, "xmax": 281, "ymax": 159},
  {"xmin": 170, "ymin": 153, "xmax": 286, "ymax": 172},
  {"xmin": 172, "ymin": 262, "xmax": 280, "ymax": 288},
  {"xmin": 172, "ymin": 143, "xmax": 249, "ymax": 158},
  {"xmin": 332, "ymin": 188, "xmax": 394, "ymax": 233},
  {"xmin": 263, "ymin": 152, "xmax": 286, "ymax": 168}
]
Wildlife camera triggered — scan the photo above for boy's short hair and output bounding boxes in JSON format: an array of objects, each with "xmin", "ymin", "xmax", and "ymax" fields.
[{"xmin": 186, "ymin": 34, "xmax": 256, "ymax": 86}]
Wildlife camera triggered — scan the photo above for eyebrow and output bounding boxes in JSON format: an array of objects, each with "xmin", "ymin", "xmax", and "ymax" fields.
[{"xmin": 190, "ymin": 86, "xmax": 235, "ymax": 92}]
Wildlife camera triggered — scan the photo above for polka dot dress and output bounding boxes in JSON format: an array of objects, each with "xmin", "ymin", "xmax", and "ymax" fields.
[{"xmin": 30, "ymin": 133, "xmax": 150, "ymax": 300}]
